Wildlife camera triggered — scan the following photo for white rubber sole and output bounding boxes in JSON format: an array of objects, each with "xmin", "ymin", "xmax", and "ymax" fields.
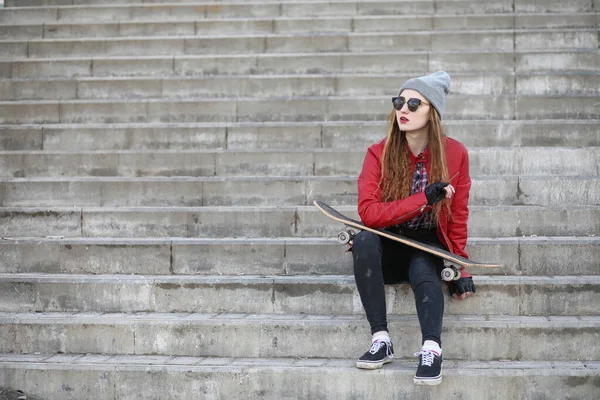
[
  {"xmin": 356, "ymin": 356, "xmax": 392, "ymax": 370},
  {"xmin": 413, "ymin": 373, "xmax": 442, "ymax": 386}
]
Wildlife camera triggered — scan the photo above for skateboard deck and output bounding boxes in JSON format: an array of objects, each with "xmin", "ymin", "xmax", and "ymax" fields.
[{"xmin": 313, "ymin": 200, "xmax": 501, "ymax": 281}]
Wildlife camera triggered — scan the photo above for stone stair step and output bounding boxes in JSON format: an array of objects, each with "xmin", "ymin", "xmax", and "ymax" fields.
[
  {"xmin": 0, "ymin": 205, "xmax": 598, "ymax": 238},
  {"xmin": 516, "ymin": 0, "xmax": 600, "ymax": 13},
  {"xmin": 3, "ymin": 0, "xmax": 598, "ymax": 20},
  {"xmin": 7, "ymin": 0, "xmax": 178, "ymax": 4},
  {"xmin": 0, "ymin": 312, "xmax": 598, "ymax": 360},
  {"xmin": 2, "ymin": 13, "xmax": 597, "ymax": 40},
  {"xmin": 1, "ymin": 355, "xmax": 598, "ymax": 400},
  {"xmin": 0, "ymin": 2, "xmax": 431, "ymax": 23},
  {"xmin": 1, "ymin": 273, "xmax": 599, "ymax": 316},
  {"xmin": 296, "ymin": 205, "xmax": 600, "ymax": 239},
  {"xmin": 2, "ymin": 95, "xmax": 599, "ymax": 124},
  {"xmin": 517, "ymin": 72, "xmax": 600, "ymax": 95},
  {"xmin": 1, "ymin": 236, "xmax": 597, "ymax": 277},
  {"xmin": 2, "ymin": 29, "xmax": 597, "ymax": 59},
  {"xmin": 0, "ymin": 147, "xmax": 597, "ymax": 177},
  {"xmin": 2, "ymin": 51, "xmax": 598, "ymax": 79},
  {"xmin": 0, "ymin": 1, "xmax": 555, "ymax": 24},
  {"xmin": 2, "ymin": 120, "xmax": 599, "ymax": 151},
  {"xmin": 3, "ymin": 72, "xmax": 600, "ymax": 101},
  {"xmin": 1, "ymin": 175, "xmax": 598, "ymax": 207}
]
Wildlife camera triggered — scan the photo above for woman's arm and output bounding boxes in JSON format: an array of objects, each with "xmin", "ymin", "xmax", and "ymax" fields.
[
  {"xmin": 446, "ymin": 146, "xmax": 471, "ymax": 259},
  {"xmin": 357, "ymin": 146, "xmax": 429, "ymax": 228}
]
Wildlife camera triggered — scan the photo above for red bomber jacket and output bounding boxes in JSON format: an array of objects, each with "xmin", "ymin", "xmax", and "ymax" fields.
[{"xmin": 357, "ymin": 136, "xmax": 472, "ymax": 277}]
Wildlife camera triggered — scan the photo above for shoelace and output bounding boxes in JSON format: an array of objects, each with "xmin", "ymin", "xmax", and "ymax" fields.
[
  {"xmin": 369, "ymin": 340, "xmax": 393, "ymax": 358},
  {"xmin": 414, "ymin": 349, "xmax": 436, "ymax": 367}
]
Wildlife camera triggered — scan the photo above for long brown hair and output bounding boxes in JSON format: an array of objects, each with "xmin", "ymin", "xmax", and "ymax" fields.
[{"xmin": 379, "ymin": 107, "xmax": 450, "ymax": 224}]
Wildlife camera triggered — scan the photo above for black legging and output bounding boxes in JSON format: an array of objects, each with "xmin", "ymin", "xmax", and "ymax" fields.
[{"xmin": 352, "ymin": 228, "xmax": 445, "ymax": 346}]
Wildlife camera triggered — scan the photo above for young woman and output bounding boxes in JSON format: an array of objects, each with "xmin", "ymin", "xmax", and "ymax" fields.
[{"xmin": 352, "ymin": 71, "xmax": 475, "ymax": 385}]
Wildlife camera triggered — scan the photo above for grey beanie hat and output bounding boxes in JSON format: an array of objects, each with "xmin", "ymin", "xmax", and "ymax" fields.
[{"xmin": 399, "ymin": 71, "xmax": 451, "ymax": 119}]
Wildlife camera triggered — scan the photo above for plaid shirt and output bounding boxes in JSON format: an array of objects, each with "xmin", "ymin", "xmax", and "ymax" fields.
[{"xmin": 403, "ymin": 150, "xmax": 435, "ymax": 230}]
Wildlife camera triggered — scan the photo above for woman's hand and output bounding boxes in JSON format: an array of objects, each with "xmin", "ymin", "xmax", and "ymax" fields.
[
  {"xmin": 452, "ymin": 291, "xmax": 474, "ymax": 300},
  {"xmin": 443, "ymin": 184, "xmax": 455, "ymax": 200},
  {"xmin": 425, "ymin": 182, "xmax": 455, "ymax": 205},
  {"xmin": 448, "ymin": 277, "xmax": 476, "ymax": 300}
]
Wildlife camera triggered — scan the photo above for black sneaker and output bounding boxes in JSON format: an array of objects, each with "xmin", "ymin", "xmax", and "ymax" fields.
[
  {"xmin": 356, "ymin": 339, "xmax": 394, "ymax": 370},
  {"xmin": 413, "ymin": 349, "xmax": 442, "ymax": 385}
]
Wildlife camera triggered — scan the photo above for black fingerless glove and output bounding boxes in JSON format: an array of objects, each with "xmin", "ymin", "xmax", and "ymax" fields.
[
  {"xmin": 448, "ymin": 277, "xmax": 476, "ymax": 296},
  {"xmin": 425, "ymin": 182, "xmax": 449, "ymax": 206}
]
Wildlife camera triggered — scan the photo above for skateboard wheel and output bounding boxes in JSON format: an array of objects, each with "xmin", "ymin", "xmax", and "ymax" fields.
[
  {"xmin": 441, "ymin": 267, "xmax": 458, "ymax": 282},
  {"xmin": 337, "ymin": 231, "xmax": 351, "ymax": 245}
]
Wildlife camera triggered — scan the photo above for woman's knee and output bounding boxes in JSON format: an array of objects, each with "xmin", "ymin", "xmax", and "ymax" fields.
[
  {"xmin": 351, "ymin": 231, "xmax": 381, "ymax": 272},
  {"xmin": 408, "ymin": 252, "xmax": 441, "ymax": 287},
  {"xmin": 351, "ymin": 230, "xmax": 381, "ymax": 255}
]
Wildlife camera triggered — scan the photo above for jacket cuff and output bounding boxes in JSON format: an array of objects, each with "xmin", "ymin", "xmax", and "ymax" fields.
[
  {"xmin": 416, "ymin": 191, "xmax": 428, "ymax": 207},
  {"xmin": 460, "ymin": 266, "xmax": 472, "ymax": 279},
  {"xmin": 391, "ymin": 192, "xmax": 429, "ymax": 224}
]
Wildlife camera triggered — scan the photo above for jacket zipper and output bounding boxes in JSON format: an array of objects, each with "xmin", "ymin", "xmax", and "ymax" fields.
[
  {"xmin": 439, "ymin": 227, "xmax": 452, "ymax": 253},
  {"xmin": 396, "ymin": 203, "xmax": 427, "ymax": 222}
]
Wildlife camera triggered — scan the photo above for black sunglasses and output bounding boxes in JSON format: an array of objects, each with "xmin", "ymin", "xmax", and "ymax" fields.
[{"xmin": 392, "ymin": 96, "xmax": 430, "ymax": 112}]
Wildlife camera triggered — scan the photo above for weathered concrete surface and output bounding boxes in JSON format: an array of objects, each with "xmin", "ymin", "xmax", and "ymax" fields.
[
  {"xmin": 1, "ymin": 356, "xmax": 599, "ymax": 400},
  {"xmin": 2, "ymin": 12, "xmax": 598, "ymax": 41},
  {"xmin": 0, "ymin": 175, "xmax": 597, "ymax": 207},
  {"xmin": 1, "ymin": 147, "xmax": 598, "ymax": 178},
  {"xmin": 1, "ymin": 313, "xmax": 599, "ymax": 361},
  {"xmin": 3, "ymin": 73, "xmax": 598, "ymax": 101},
  {"xmin": 1, "ymin": 120, "xmax": 599, "ymax": 152},
  {"xmin": 2, "ymin": 51, "xmax": 598, "ymax": 80},
  {"xmin": 3, "ymin": 95, "xmax": 600, "ymax": 124},
  {"xmin": 0, "ymin": 274, "xmax": 599, "ymax": 316},
  {"xmin": 5, "ymin": 70, "xmax": 600, "ymax": 100},
  {"xmin": 0, "ymin": 236, "xmax": 597, "ymax": 276},
  {"xmin": 0, "ymin": 205, "xmax": 598, "ymax": 238}
]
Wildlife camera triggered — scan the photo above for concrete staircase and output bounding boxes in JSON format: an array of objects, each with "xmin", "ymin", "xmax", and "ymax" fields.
[{"xmin": 0, "ymin": 0, "xmax": 599, "ymax": 398}]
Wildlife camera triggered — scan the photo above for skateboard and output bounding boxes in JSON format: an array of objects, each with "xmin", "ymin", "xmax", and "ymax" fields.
[{"xmin": 313, "ymin": 200, "xmax": 501, "ymax": 281}]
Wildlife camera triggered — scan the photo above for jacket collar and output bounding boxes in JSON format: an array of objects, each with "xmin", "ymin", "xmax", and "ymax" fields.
[{"xmin": 407, "ymin": 144, "xmax": 430, "ymax": 164}]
